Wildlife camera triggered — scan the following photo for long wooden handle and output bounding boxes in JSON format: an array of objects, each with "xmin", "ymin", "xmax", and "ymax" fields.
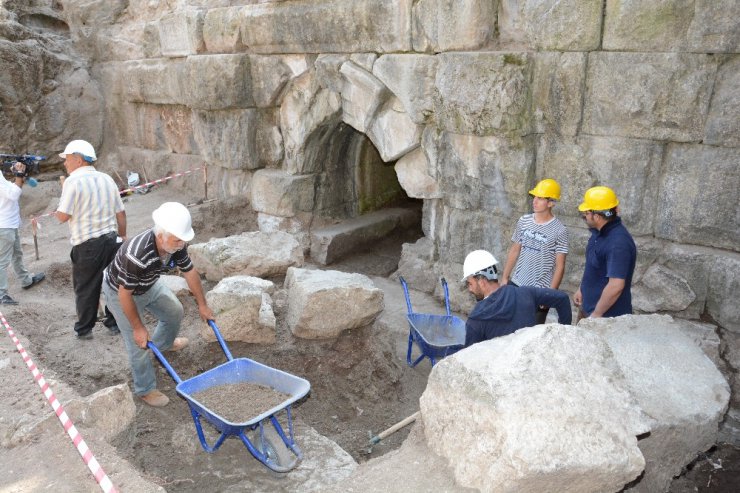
[{"xmin": 370, "ymin": 411, "xmax": 420, "ymax": 445}]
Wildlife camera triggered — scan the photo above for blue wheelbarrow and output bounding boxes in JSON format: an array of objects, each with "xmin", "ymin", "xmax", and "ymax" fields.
[
  {"xmin": 399, "ymin": 277, "xmax": 466, "ymax": 367},
  {"xmin": 148, "ymin": 320, "xmax": 311, "ymax": 472}
]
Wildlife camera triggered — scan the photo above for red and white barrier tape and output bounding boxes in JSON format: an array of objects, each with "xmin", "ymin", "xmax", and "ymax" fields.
[
  {"xmin": 30, "ymin": 166, "xmax": 205, "ymax": 228},
  {"xmin": 0, "ymin": 312, "xmax": 118, "ymax": 493}
]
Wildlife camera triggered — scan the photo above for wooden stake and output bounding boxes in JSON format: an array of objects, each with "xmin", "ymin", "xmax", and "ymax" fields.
[
  {"xmin": 32, "ymin": 219, "xmax": 39, "ymax": 260},
  {"xmin": 203, "ymin": 165, "xmax": 208, "ymax": 200},
  {"xmin": 368, "ymin": 411, "xmax": 420, "ymax": 445}
]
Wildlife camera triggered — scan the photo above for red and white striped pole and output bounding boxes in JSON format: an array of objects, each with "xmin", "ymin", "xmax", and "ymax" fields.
[{"xmin": 0, "ymin": 312, "xmax": 118, "ymax": 493}]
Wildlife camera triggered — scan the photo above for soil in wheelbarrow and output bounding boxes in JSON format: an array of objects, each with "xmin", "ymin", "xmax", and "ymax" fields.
[{"xmin": 190, "ymin": 382, "xmax": 290, "ymax": 424}]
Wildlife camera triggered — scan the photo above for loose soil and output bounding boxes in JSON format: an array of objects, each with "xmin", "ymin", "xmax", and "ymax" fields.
[
  {"xmin": 1, "ymin": 179, "xmax": 738, "ymax": 492},
  {"xmin": 190, "ymin": 383, "xmax": 290, "ymax": 424}
]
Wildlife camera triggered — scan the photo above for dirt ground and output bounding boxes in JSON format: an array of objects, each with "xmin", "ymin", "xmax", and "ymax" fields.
[{"xmin": 1, "ymin": 178, "xmax": 738, "ymax": 492}]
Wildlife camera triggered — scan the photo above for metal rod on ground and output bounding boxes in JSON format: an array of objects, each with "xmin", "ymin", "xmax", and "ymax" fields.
[
  {"xmin": 32, "ymin": 219, "xmax": 39, "ymax": 260},
  {"xmin": 203, "ymin": 165, "xmax": 208, "ymax": 201},
  {"xmin": 368, "ymin": 411, "xmax": 420, "ymax": 446}
]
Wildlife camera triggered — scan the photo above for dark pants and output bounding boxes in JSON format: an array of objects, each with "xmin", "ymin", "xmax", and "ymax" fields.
[{"xmin": 71, "ymin": 232, "xmax": 120, "ymax": 335}]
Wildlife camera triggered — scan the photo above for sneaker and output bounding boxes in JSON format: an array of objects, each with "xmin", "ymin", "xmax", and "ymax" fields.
[
  {"xmin": 0, "ymin": 294, "xmax": 18, "ymax": 305},
  {"xmin": 140, "ymin": 390, "xmax": 169, "ymax": 407},
  {"xmin": 22, "ymin": 273, "xmax": 45, "ymax": 290},
  {"xmin": 106, "ymin": 324, "xmax": 120, "ymax": 335},
  {"xmin": 166, "ymin": 337, "xmax": 189, "ymax": 352},
  {"xmin": 76, "ymin": 330, "xmax": 93, "ymax": 340}
]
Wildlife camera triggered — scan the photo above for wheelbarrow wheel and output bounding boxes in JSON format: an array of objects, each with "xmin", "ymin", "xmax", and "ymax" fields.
[{"xmin": 249, "ymin": 426, "xmax": 294, "ymax": 470}]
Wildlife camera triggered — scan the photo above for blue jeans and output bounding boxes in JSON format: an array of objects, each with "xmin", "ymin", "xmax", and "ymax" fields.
[
  {"xmin": 102, "ymin": 279, "xmax": 184, "ymax": 396},
  {"xmin": 0, "ymin": 228, "xmax": 32, "ymax": 297}
]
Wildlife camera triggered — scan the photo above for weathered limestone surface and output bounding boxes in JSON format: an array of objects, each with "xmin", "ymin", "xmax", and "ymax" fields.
[
  {"xmin": 62, "ymin": 384, "xmax": 136, "ymax": 444},
  {"xmin": 340, "ymin": 62, "xmax": 388, "ymax": 134},
  {"xmin": 656, "ymin": 144, "xmax": 740, "ymax": 251},
  {"xmin": 250, "ymin": 54, "xmax": 310, "ymax": 108},
  {"xmin": 122, "ymin": 59, "xmax": 185, "ymax": 105},
  {"xmin": 581, "ymin": 315, "xmax": 730, "ymax": 493},
  {"xmin": 203, "ymin": 276, "xmax": 275, "ymax": 343},
  {"xmin": 366, "ymin": 96, "xmax": 422, "ymax": 162},
  {"xmin": 584, "ymin": 52, "xmax": 717, "ymax": 142},
  {"xmin": 251, "ymin": 169, "xmax": 316, "ymax": 217},
  {"xmin": 498, "ymin": 0, "xmax": 603, "ymax": 51},
  {"xmin": 535, "ymin": 135, "xmax": 663, "ymax": 236},
  {"xmin": 395, "ymin": 236, "xmax": 438, "ymax": 294},
  {"xmin": 158, "ymin": 8, "xmax": 204, "ymax": 57},
  {"xmin": 158, "ymin": 274, "xmax": 190, "ymax": 297},
  {"xmin": 531, "ymin": 52, "xmax": 586, "ymax": 136},
  {"xmin": 632, "ymin": 264, "xmax": 696, "ymax": 313},
  {"xmin": 202, "ymin": 7, "xmax": 244, "ymax": 53},
  {"xmin": 285, "ymin": 267, "xmax": 384, "ymax": 339},
  {"xmin": 707, "ymin": 254, "xmax": 740, "ymax": 332},
  {"xmin": 373, "ymin": 54, "xmax": 437, "ymax": 124},
  {"xmin": 421, "ymin": 324, "xmax": 649, "ymax": 493},
  {"xmin": 189, "ymin": 231, "xmax": 304, "ymax": 281},
  {"xmin": 192, "ymin": 108, "xmax": 282, "ymax": 170},
  {"xmin": 412, "ymin": 0, "xmax": 495, "ymax": 52},
  {"xmin": 435, "ymin": 52, "xmax": 533, "ymax": 136},
  {"xmin": 184, "ymin": 54, "xmax": 253, "ymax": 110},
  {"xmin": 704, "ymin": 56, "xmax": 740, "ymax": 147},
  {"xmin": 603, "ymin": 0, "xmax": 740, "ymax": 53},
  {"xmin": 394, "ymin": 147, "xmax": 441, "ymax": 199},
  {"xmin": 238, "ymin": 0, "xmax": 413, "ymax": 53}
]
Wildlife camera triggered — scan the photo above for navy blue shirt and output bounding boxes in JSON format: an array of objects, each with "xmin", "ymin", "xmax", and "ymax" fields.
[
  {"xmin": 580, "ymin": 217, "xmax": 636, "ymax": 317},
  {"xmin": 465, "ymin": 284, "xmax": 572, "ymax": 347}
]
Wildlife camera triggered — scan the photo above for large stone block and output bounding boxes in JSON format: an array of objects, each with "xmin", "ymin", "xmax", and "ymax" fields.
[
  {"xmin": 280, "ymin": 72, "xmax": 343, "ymax": 174},
  {"xmin": 122, "ymin": 59, "xmax": 186, "ymax": 105},
  {"xmin": 340, "ymin": 61, "xmax": 389, "ymax": 134},
  {"xmin": 285, "ymin": 267, "xmax": 384, "ymax": 339},
  {"xmin": 583, "ymin": 52, "xmax": 718, "ymax": 142},
  {"xmin": 435, "ymin": 52, "xmax": 533, "ymax": 136},
  {"xmin": 656, "ymin": 144, "xmax": 739, "ymax": 251},
  {"xmin": 238, "ymin": 0, "xmax": 413, "ymax": 53},
  {"xmin": 250, "ymin": 54, "xmax": 310, "ymax": 108},
  {"xmin": 395, "ymin": 147, "xmax": 441, "ymax": 199},
  {"xmin": 499, "ymin": 0, "xmax": 603, "ymax": 51},
  {"xmin": 632, "ymin": 264, "xmax": 696, "ymax": 313},
  {"xmin": 366, "ymin": 96, "xmax": 422, "ymax": 162},
  {"xmin": 189, "ymin": 231, "xmax": 304, "ymax": 281},
  {"xmin": 203, "ymin": 6, "xmax": 244, "ymax": 53},
  {"xmin": 420, "ymin": 325, "xmax": 649, "ymax": 492},
  {"xmin": 412, "ymin": 0, "xmax": 496, "ymax": 51},
  {"xmin": 432, "ymin": 131, "xmax": 535, "ymax": 213},
  {"xmin": 603, "ymin": 0, "xmax": 740, "ymax": 53},
  {"xmin": 582, "ymin": 315, "xmax": 730, "ymax": 493},
  {"xmin": 158, "ymin": 8, "xmax": 204, "ymax": 57},
  {"xmin": 63, "ymin": 384, "xmax": 136, "ymax": 444},
  {"xmin": 128, "ymin": 104, "xmax": 198, "ymax": 154},
  {"xmin": 251, "ymin": 169, "xmax": 316, "ymax": 217},
  {"xmin": 531, "ymin": 52, "xmax": 587, "ymax": 136},
  {"xmin": 184, "ymin": 54, "xmax": 253, "ymax": 110},
  {"xmin": 707, "ymin": 254, "xmax": 740, "ymax": 332},
  {"xmin": 373, "ymin": 54, "xmax": 437, "ymax": 125},
  {"xmin": 192, "ymin": 108, "xmax": 281, "ymax": 170},
  {"xmin": 704, "ymin": 55, "xmax": 740, "ymax": 147},
  {"xmin": 203, "ymin": 276, "xmax": 276, "ymax": 344},
  {"xmin": 535, "ymin": 135, "xmax": 663, "ymax": 236},
  {"xmin": 94, "ymin": 22, "xmax": 162, "ymax": 62}
]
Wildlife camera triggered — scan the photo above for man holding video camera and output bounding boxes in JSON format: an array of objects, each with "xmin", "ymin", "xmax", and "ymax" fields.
[{"xmin": 0, "ymin": 161, "xmax": 45, "ymax": 304}]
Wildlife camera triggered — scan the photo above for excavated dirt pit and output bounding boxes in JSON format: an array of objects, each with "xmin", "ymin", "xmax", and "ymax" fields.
[{"xmin": 2, "ymin": 181, "xmax": 738, "ymax": 492}]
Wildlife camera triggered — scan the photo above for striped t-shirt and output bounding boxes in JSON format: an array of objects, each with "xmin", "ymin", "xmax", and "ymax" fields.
[
  {"xmin": 57, "ymin": 166, "xmax": 124, "ymax": 246},
  {"xmin": 105, "ymin": 229, "xmax": 193, "ymax": 295},
  {"xmin": 510, "ymin": 214, "xmax": 569, "ymax": 288}
]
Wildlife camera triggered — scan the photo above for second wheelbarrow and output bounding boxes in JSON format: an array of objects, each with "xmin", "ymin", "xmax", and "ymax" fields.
[
  {"xmin": 400, "ymin": 277, "xmax": 466, "ymax": 367},
  {"xmin": 149, "ymin": 320, "xmax": 310, "ymax": 472}
]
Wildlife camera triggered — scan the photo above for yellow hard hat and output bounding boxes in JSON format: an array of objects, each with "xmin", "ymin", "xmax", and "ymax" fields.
[
  {"xmin": 578, "ymin": 186, "xmax": 619, "ymax": 212},
  {"xmin": 528, "ymin": 178, "xmax": 561, "ymax": 201}
]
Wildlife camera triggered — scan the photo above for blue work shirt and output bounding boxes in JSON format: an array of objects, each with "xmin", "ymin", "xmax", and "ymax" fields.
[{"xmin": 580, "ymin": 217, "xmax": 637, "ymax": 317}]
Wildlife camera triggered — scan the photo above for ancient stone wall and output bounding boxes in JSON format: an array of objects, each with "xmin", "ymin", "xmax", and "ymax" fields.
[{"xmin": 1, "ymin": 0, "xmax": 739, "ymax": 437}]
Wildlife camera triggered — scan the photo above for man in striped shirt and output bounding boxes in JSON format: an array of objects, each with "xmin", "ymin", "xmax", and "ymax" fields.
[
  {"xmin": 501, "ymin": 179, "xmax": 569, "ymax": 325},
  {"xmin": 103, "ymin": 202, "xmax": 213, "ymax": 407},
  {"xmin": 56, "ymin": 140, "xmax": 126, "ymax": 339}
]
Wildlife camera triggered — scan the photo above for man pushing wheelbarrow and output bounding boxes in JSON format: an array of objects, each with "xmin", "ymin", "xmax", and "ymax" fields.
[{"xmin": 102, "ymin": 202, "xmax": 214, "ymax": 407}]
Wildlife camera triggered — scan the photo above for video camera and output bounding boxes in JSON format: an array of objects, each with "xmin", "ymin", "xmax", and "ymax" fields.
[{"xmin": 0, "ymin": 153, "xmax": 45, "ymax": 186}]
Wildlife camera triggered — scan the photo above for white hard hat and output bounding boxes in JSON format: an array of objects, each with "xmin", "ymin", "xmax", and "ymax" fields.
[
  {"xmin": 461, "ymin": 250, "xmax": 499, "ymax": 282},
  {"xmin": 152, "ymin": 202, "xmax": 194, "ymax": 242},
  {"xmin": 59, "ymin": 140, "xmax": 97, "ymax": 162}
]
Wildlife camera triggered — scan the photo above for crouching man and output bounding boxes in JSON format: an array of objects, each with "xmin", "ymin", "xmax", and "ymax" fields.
[
  {"xmin": 462, "ymin": 250, "xmax": 572, "ymax": 347},
  {"xmin": 103, "ymin": 202, "xmax": 214, "ymax": 407}
]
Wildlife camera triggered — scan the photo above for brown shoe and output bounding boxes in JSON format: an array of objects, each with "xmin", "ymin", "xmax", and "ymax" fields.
[
  {"xmin": 166, "ymin": 337, "xmax": 189, "ymax": 352},
  {"xmin": 140, "ymin": 390, "xmax": 169, "ymax": 407}
]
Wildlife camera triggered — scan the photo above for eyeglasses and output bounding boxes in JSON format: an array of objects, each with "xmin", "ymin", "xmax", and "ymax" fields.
[{"xmin": 580, "ymin": 211, "xmax": 594, "ymax": 220}]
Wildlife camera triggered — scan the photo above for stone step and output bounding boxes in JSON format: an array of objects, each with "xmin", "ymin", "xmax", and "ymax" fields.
[{"xmin": 310, "ymin": 208, "xmax": 420, "ymax": 265}]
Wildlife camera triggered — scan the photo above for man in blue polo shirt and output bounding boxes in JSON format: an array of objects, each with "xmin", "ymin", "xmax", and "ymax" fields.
[{"xmin": 573, "ymin": 186, "xmax": 636, "ymax": 319}]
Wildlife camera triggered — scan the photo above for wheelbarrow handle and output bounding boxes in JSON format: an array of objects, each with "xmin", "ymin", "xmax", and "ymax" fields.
[
  {"xmin": 441, "ymin": 277, "xmax": 451, "ymax": 316},
  {"xmin": 208, "ymin": 319, "xmax": 234, "ymax": 362},
  {"xmin": 148, "ymin": 341, "xmax": 183, "ymax": 384},
  {"xmin": 398, "ymin": 276, "xmax": 414, "ymax": 315}
]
